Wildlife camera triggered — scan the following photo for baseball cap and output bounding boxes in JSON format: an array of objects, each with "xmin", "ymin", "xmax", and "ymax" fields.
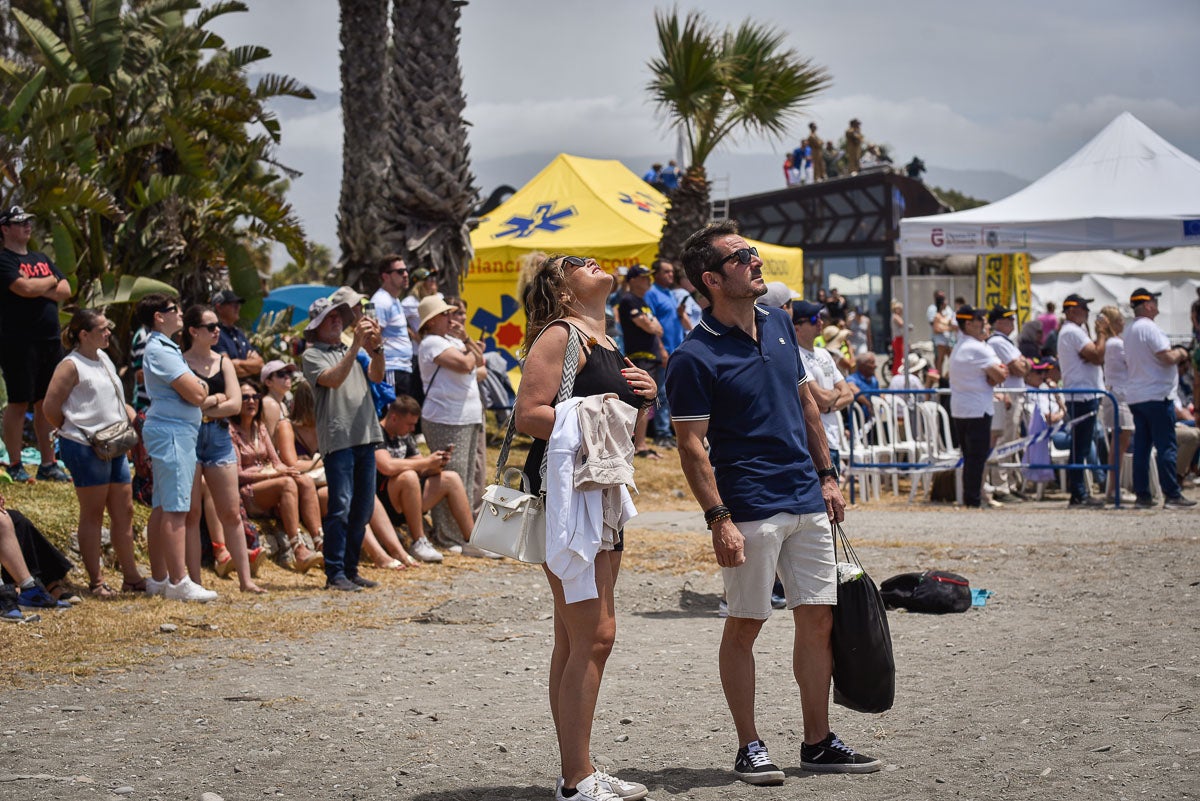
[
  {"xmin": 1031, "ymin": 356, "xmax": 1058, "ymax": 372},
  {"xmin": 792, "ymin": 300, "xmax": 824, "ymax": 324},
  {"xmin": 759, "ymin": 281, "xmax": 800, "ymax": 309},
  {"xmin": 625, "ymin": 264, "xmax": 651, "ymax": 280},
  {"xmin": 260, "ymin": 359, "xmax": 298, "ymax": 383},
  {"xmin": 987, "ymin": 304, "xmax": 1016, "ymax": 324},
  {"xmin": 1129, "ymin": 287, "xmax": 1162, "ymax": 306},
  {"xmin": 1062, "ymin": 293, "xmax": 1093, "ymax": 310},
  {"xmin": 955, "ymin": 304, "xmax": 986, "ymax": 321},
  {"xmin": 0, "ymin": 206, "xmax": 34, "ymax": 225},
  {"xmin": 410, "ymin": 267, "xmax": 432, "ymax": 282},
  {"xmin": 211, "ymin": 289, "xmax": 244, "ymax": 306}
]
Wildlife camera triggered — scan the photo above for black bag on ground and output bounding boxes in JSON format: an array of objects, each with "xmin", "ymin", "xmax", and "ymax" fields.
[
  {"xmin": 830, "ymin": 524, "xmax": 895, "ymax": 714},
  {"xmin": 879, "ymin": 570, "xmax": 972, "ymax": 614}
]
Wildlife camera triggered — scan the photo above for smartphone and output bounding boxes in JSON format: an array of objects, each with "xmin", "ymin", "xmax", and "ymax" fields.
[
  {"xmin": 362, "ymin": 302, "xmax": 376, "ymax": 321},
  {"xmin": 445, "ymin": 444, "xmax": 455, "ymax": 454}
]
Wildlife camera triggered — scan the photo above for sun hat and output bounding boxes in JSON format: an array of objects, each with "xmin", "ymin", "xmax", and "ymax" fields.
[
  {"xmin": 904, "ymin": 352, "xmax": 928, "ymax": 373},
  {"xmin": 822, "ymin": 325, "xmax": 850, "ymax": 349},
  {"xmin": 260, "ymin": 359, "xmax": 298, "ymax": 384},
  {"xmin": 418, "ymin": 295, "xmax": 456, "ymax": 330},
  {"xmin": 304, "ymin": 295, "xmax": 349, "ymax": 339}
]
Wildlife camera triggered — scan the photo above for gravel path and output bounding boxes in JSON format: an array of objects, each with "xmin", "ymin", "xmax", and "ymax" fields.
[{"xmin": 1, "ymin": 502, "xmax": 1197, "ymax": 801}]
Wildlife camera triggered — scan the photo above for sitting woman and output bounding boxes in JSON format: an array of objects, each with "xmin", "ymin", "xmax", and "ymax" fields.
[
  {"xmin": 274, "ymin": 380, "xmax": 420, "ymax": 570},
  {"xmin": 260, "ymin": 359, "xmax": 298, "ymax": 440},
  {"xmin": 231, "ymin": 380, "xmax": 324, "ymax": 574}
]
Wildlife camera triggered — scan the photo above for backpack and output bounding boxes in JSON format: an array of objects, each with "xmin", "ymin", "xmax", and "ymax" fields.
[{"xmin": 879, "ymin": 570, "xmax": 972, "ymax": 614}]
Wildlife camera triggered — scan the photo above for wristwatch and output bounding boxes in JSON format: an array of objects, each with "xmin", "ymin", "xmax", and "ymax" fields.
[{"xmin": 817, "ymin": 466, "xmax": 838, "ymax": 480}]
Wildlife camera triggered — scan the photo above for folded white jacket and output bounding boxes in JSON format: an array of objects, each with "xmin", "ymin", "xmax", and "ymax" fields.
[{"xmin": 546, "ymin": 396, "xmax": 637, "ymax": 603}]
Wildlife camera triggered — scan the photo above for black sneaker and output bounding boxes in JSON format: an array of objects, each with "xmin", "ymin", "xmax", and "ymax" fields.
[
  {"xmin": 800, "ymin": 732, "xmax": 881, "ymax": 774},
  {"xmin": 1134, "ymin": 495, "xmax": 1155, "ymax": 509},
  {"xmin": 349, "ymin": 575, "xmax": 379, "ymax": 588},
  {"xmin": 1163, "ymin": 495, "xmax": 1198, "ymax": 508},
  {"xmin": 1, "ymin": 585, "xmax": 25, "ymax": 622},
  {"xmin": 325, "ymin": 575, "xmax": 362, "ymax": 592},
  {"xmin": 733, "ymin": 739, "xmax": 785, "ymax": 785},
  {"xmin": 1067, "ymin": 496, "xmax": 1105, "ymax": 508}
]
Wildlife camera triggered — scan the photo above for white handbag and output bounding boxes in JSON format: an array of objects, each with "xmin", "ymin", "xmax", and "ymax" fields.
[
  {"xmin": 467, "ymin": 326, "xmax": 583, "ymax": 564},
  {"xmin": 471, "ymin": 468, "xmax": 546, "ymax": 563}
]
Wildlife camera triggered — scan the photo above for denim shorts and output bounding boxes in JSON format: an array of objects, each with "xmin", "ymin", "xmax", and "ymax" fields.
[
  {"xmin": 142, "ymin": 419, "xmax": 199, "ymax": 512},
  {"xmin": 58, "ymin": 436, "xmax": 131, "ymax": 488},
  {"xmin": 196, "ymin": 420, "xmax": 237, "ymax": 468}
]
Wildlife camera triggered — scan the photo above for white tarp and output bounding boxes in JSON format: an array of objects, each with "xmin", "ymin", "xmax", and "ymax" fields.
[
  {"xmin": 1029, "ymin": 250, "xmax": 1141, "ymax": 276},
  {"xmin": 1140, "ymin": 246, "xmax": 1200, "ymax": 275},
  {"xmin": 899, "ymin": 113, "xmax": 1200, "ymax": 256},
  {"xmin": 1030, "ymin": 275, "xmax": 1195, "ymax": 340}
]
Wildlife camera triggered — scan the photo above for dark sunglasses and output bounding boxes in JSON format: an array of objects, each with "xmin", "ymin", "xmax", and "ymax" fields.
[
  {"xmin": 797, "ymin": 315, "xmax": 820, "ymax": 326},
  {"xmin": 196, "ymin": 322, "xmax": 220, "ymax": 332},
  {"xmin": 158, "ymin": 303, "xmax": 178, "ymax": 315},
  {"xmin": 561, "ymin": 256, "xmax": 589, "ymax": 270},
  {"xmin": 242, "ymin": 394, "xmax": 260, "ymax": 402},
  {"xmin": 385, "ymin": 268, "xmax": 408, "ymax": 275},
  {"xmin": 706, "ymin": 246, "xmax": 758, "ymax": 273}
]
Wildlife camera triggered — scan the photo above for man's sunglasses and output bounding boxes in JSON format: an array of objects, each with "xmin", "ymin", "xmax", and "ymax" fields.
[
  {"xmin": 158, "ymin": 304, "xmax": 178, "ymax": 315},
  {"xmin": 706, "ymin": 246, "xmax": 758, "ymax": 272},
  {"xmin": 385, "ymin": 268, "xmax": 408, "ymax": 275}
]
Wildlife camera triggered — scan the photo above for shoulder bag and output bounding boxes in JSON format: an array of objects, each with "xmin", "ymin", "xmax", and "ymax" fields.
[
  {"xmin": 88, "ymin": 355, "xmax": 140, "ymax": 460},
  {"xmin": 470, "ymin": 326, "xmax": 583, "ymax": 563}
]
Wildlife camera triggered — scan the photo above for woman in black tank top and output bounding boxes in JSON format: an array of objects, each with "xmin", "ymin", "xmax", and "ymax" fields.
[{"xmin": 513, "ymin": 255, "xmax": 658, "ymax": 799}]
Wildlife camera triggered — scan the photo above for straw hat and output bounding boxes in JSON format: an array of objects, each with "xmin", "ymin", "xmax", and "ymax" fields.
[
  {"xmin": 903, "ymin": 352, "xmax": 928, "ymax": 373},
  {"xmin": 822, "ymin": 325, "xmax": 850, "ymax": 349},
  {"xmin": 418, "ymin": 294, "xmax": 456, "ymax": 330}
]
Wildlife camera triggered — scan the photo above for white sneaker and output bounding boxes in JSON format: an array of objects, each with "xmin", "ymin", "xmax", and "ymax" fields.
[
  {"xmin": 409, "ymin": 538, "xmax": 444, "ymax": 563},
  {"xmin": 555, "ymin": 773, "xmax": 622, "ymax": 801},
  {"xmin": 164, "ymin": 577, "xmax": 218, "ymax": 603},
  {"xmin": 461, "ymin": 543, "xmax": 502, "ymax": 559},
  {"xmin": 144, "ymin": 577, "xmax": 168, "ymax": 598},
  {"xmin": 446, "ymin": 544, "xmax": 463, "ymax": 555},
  {"xmin": 591, "ymin": 770, "xmax": 648, "ymax": 801}
]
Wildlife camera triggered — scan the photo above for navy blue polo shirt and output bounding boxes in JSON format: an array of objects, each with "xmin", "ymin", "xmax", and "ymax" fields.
[
  {"xmin": 665, "ymin": 305, "xmax": 825, "ymax": 522},
  {"xmin": 215, "ymin": 322, "xmax": 258, "ymax": 362}
]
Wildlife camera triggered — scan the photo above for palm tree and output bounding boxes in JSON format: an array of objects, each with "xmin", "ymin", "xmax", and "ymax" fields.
[
  {"xmin": 647, "ymin": 10, "xmax": 832, "ymax": 260},
  {"xmin": 337, "ymin": 0, "xmax": 389, "ymax": 289},
  {"xmin": 383, "ymin": 0, "xmax": 477, "ymax": 295}
]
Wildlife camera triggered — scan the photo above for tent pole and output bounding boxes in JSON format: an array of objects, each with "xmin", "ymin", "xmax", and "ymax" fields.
[{"xmin": 899, "ymin": 242, "xmax": 909, "ymax": 374}]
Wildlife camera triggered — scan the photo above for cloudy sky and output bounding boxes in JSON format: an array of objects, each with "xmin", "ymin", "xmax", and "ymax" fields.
[{"xmin": 206, "ymin": 0, "xmax": 1200, "ymax": 261}]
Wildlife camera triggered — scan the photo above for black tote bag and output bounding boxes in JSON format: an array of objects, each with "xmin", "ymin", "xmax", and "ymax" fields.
[{"xmin": 830, "ymin": 524, "xmax": 896, "ymax": 714}]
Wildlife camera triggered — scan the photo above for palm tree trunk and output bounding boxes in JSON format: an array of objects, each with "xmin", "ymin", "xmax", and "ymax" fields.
[
  {"xmin": 385, "ymin": 0, "xmax": 477, "ymax": 295},
  {"xmin": 659, "ymin": 165, "xmax": 712, "ymax": 262},
  {"xmin": 338, "ymin": 0, "xmax": 390, "ymax": 288}
]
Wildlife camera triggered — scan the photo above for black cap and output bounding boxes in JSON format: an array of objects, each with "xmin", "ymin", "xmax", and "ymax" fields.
[
  {"xmin": 987, "ymin": 304, "xmax": 1016, "ymax": 324},
  {"xmin": 0, "ymin": 205, "xmax": 34, "ymax": 225},
  {"xmin": 792, "ymin": 300, "xmax": 823, "ymax": 323},
  {"xmin": 211, "ymin": 289, "xmax": 244, "ymax": 306},
  {"xmin": 625, "ymin": 264, "xmax": 651, "ymax": 280},
  {"xmin": 1129, "ymin": 287, "xmax": 1162, "ymax": 306},
  {"xmin": 1031, "ymin": 357, "xmax": 1058, "ymax": 372},
  {"xmin": 1062, "ymin": 293, "xmax": 1093, "ymax": 310},
  {"xmin": 955, "ymin": 303, "xmax": 986, "ymax": 322}
]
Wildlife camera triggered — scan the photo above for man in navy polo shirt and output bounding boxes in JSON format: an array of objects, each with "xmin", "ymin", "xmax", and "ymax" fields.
[
  {"xmin": 665, "ymin": 220, "xmax": 880, "ymax": 784},
  {"xmin": 212, "ymin": 289, "xmax": 265, "ymax": 380}
]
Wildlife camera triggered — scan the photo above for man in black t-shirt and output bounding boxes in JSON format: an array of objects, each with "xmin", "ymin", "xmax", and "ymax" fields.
[
  {"xmin": 824, "ymin": 287, "xmax": 848, "ymax": 323},
  {"xmin": 618, "ymin": 264, "xmax": 666, "ymax": 458},
  {"xmin": 0, "ymin": 206, "xmax": 71, "ymax": 483}
]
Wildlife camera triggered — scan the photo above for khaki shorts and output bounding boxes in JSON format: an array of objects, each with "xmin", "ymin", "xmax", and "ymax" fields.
[{"xmin": 723, "ymin": 512, "xmax": 836, "ymax": 620}]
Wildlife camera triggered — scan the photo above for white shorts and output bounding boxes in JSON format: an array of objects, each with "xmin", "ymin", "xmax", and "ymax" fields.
[
  {"xmin": 1101, "ymin": 396, "xmax": 1134, "ymax": 433},
  {"xmin": 723, "ymin": 512, "xmax": 836, "ymax": 620}
]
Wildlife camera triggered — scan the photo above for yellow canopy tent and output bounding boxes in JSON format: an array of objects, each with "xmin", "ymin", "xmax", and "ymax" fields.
[{"xmin": 463, "ymin": 154, "xmax": 804, "ymax": 368}]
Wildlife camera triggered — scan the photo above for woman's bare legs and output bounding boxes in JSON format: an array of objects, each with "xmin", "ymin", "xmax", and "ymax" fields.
[
  {"xmin": 290, "ymin": 473, "xmax": 324, "ymax": 547},
  {"xmin": 544, "ymin": 549, "xmax": 621, "ymax": 789},
  {"xmin": 422, "ymin": 471, "xmax": 475, "ymax": 541},
  {"xmin": 105, "ymin": 482, "xmax": 141, "ymax": 586},
  {"xmin": 74, "ymin": 484, "xmax": 112, "ymax": 587},
  {"xmin": 205, "ymin": 463, "xmax": 263, "ymax": 593}
]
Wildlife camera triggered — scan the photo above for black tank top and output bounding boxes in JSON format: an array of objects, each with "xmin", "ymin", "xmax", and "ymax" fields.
[
  {"xmin": 193, "ymin": 354, "xmax": 227, "ymax": 396},
  {"xmin": 521, "ymin": 328, "xmax": 639, "ymax": 494}
]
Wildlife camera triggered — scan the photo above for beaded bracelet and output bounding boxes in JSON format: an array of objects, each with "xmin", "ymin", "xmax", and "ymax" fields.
[{"xmin": 704, "ymin": 504, "xmax": 732, "ymax": 529}]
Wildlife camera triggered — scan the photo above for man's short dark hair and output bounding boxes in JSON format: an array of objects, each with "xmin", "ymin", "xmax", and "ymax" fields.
[
  {"xmin": 386, "ymin": 395, "xmax": 421, "ymax": 418},
  {"xmin": 680, "ymin": 219, "xmax": 740, "ymax": 302},
  {"xmin": 378, "ymin": 254, "xmax": 404, "ymax": 275},
  {"xmin": 135, "ymin": 293, "xmax": 173, "ymax": 329}
]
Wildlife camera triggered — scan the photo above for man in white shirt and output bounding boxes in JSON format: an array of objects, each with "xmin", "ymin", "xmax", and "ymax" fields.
[
  {"xmin": 949, "ymin": 305, "xmax": 1007, "ymax": 508},
  {"xmin": 793, "ymin": 301, "xmax": 854, "ymax": 471},
  {"xmin": 986, "ymin": 305, "xmax": 1030, "ymax": 501},
  {"xmin": 370, "ymin": 255, "xmax": 415, "ymax": 396},
  {"xmin": 1123, "ymin": 288, "xmax": 1197, "ymax": 508},
  {"xmin": 1056, "ymin": 294, "xmax": 1107, "ymax": 508}
]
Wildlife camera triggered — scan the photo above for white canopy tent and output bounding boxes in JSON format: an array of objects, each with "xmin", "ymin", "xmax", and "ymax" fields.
[
  {"xmin": 896, "ymin": 113, "xmax": 1200, "ymax": 342},
  {"xmin": 1140, "ymin": 246, "xmax": 1200, "ymax": 275},
  {"xmin": 1029, "ymin": 250, "xmax": 1140, "ymax": 276}
]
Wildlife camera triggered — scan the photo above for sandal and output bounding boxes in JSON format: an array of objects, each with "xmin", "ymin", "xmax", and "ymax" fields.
[
  {"xmin": 248, "ymin": 547, "xmax": 268, "ymax": 578},
  {"xmin": 212, "ymin": 543, "xmax": 235, "ymax": 579},
  {"xmin": 288, "ymin": 536, "xmax": 324, "ymax": 574},
  {"xmin": 635, "ymin": 448, "xmax": 664, "ymax": 460},
  {"xmin": 121, "ymin": 576, "xmax": 148, "ymax": 594},
  {"xmin": 89, "ymin": 580, "xmax": 119, "ymax": 599},
  {"xmin": 375, "ymin": 558, "xmax": 406, "ymax": 570},
  {"xmin": 47, "ymin": 581, "xmax": 83, "ymax": 605}
]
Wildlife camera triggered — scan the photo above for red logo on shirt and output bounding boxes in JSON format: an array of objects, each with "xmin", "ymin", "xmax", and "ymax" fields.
[{"xmin": 20, "ymin": 260, "xmax": 53, "ymax": 278}]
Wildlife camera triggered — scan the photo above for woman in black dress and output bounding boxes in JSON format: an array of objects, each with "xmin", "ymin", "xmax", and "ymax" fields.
[{"xmin": 515, "ymin": 255, "xmax": 658, "ymax": 801}]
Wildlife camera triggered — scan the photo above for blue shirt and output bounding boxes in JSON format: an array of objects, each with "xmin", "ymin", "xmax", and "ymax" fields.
[
  {"xmin": 846, "ymin": 371, "xmax": 881, "ymax": 419},
  {"xmin": 665, "ymin": 306, "xmax": 825, "ymax": 522},
  {"xmin": 143, "ymin": 332, "xmax": 201, "ymax": 425},
  {"xmin": 370, "ymin": 288, "xmax": 413, "ymax": 371},
  {"xmin": 215, "ymin": 322, "xmax": 258, "ymax": 362},
  {"xmin": 645, "ymin": 283, "xmax": 684, "ymax": 353}
]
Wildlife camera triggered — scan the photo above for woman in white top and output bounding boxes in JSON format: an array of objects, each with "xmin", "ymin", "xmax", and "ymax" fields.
[
  {"xmin": 417, "ymin": 295, "xmax": 485, "ymax": 549},
  {"xmin": 1097, "ymin": 306, "xmax": 1133, "ymax": 501},
  {"xmin": 43, "ymin": 310, "xmax": 145, "ymax": 597}
]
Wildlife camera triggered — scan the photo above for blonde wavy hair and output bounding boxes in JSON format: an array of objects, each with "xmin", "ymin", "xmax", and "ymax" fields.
[
  {"xmin": 1096, "ymin": 304, "xmax": 1125, "ymax": 336},
  {"xmin": 521, "ymin": 253, "xmax": 578, "ymax": 355}
]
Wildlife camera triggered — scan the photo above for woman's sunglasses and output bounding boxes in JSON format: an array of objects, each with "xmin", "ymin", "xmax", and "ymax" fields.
[
  {"xmin": 196, "ymin": 322, "xmax": 220, "ymax": 332},
  {"xmin": 242, "ymin": 394, "xmax": 260, "ymax": 402}
]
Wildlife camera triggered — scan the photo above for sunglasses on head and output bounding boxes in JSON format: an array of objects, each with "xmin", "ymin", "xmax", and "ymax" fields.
[{"xmin": 706, "ymin": 246, "xmax": 758, "ymax": 273}]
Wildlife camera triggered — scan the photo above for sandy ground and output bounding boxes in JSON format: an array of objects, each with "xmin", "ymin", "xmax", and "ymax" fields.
[{"xmin": 1, "ymin": 501, "xmax": 1198, "ymax": 801}]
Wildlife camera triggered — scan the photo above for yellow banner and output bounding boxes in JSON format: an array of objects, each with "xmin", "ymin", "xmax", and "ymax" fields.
[
  {"xmin": 1010, "ymin": 253, "xmax": 1031, "ymax": 325},
  {"xmin": 978, "ymin": 254, "xmax": 1010, "ymax": 310}
]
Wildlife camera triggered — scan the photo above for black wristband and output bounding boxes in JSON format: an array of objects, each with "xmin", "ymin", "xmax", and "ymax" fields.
[
  {"xmin": 817, "ymin": 466, "xmax": 838, "ymax": 480},
  {"xmin": 703, "ymin": 504, "xmax": 731, "ymax": 526}
]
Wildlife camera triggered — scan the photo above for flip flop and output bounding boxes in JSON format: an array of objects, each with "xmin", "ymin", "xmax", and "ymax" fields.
[{"xmin": 635, "ymin": 449, "xmax": 663, "ymax": 460}]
